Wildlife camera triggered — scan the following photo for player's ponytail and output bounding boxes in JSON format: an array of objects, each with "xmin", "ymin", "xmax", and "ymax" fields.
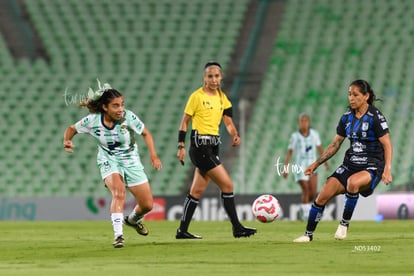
[{"xmin": 80, "ymin": 80, "xmax": 122, "ymax": 113}]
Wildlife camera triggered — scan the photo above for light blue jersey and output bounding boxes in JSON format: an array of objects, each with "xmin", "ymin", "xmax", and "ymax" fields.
[{"xmin": 74, "ymin": 109, "xmax": 147, "ymax": 184}]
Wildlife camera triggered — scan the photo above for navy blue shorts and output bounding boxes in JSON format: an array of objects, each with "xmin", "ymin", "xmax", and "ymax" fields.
[{"xmin": 329, "ymin": 165, "xmax": 383, "ymax": 197}]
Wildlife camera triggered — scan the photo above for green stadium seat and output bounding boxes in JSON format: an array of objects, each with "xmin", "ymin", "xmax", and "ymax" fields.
[
  {"xmin": 232, "ymin": 0, "xmax": 414, "ymax": 193},
  {"xmin": 0, "ymin": 0, "xmax": 249, "ymax": 197}
]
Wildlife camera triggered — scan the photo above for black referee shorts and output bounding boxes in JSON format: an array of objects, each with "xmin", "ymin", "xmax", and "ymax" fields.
[{"xmin": 189, "ymin": 144, "xmax": 221, "ymax": 173}]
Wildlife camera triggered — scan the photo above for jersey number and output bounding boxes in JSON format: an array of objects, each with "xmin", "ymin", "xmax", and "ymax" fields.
[{"xmin": 107, "ymin": 141, "xmax": 122, "ymax": 150}]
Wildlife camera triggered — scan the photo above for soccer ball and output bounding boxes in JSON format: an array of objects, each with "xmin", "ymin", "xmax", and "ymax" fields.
[{"xmin": 252, "ymin": 194, "xmax": 282, "ymax": 223}]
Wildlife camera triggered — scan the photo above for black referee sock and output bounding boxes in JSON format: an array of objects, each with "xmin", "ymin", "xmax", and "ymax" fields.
[
  {"xmin": 179, "ymin": 194, "xmax": 199, "ymax": 232},
  {"xmin": 221, "ymin": 192, "xmax": 243, "ymax": 229}
]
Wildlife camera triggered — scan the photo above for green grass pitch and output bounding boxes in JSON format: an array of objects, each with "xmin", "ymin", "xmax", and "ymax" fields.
[{"xmin": 1, "ymin": 220, "xmax": 413, "ymax": 275}]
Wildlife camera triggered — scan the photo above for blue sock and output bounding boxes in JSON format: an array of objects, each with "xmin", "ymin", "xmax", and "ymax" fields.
[
  {"xmin": 305, "ymin": 202, "xmax": 325, "ymax": 236},
  {"xmin": 341, "ymin": 192, "xmax": 359, "ymax": 226}
]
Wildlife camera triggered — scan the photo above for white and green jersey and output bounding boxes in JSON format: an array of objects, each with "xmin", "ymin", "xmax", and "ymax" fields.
[
  {"xmin": 288, "ymin": 128, "xmax": 321, "ymax": 166},
  {"xmin": 74, "ymin": 109, "xmax": 145, "ymax": 169}
]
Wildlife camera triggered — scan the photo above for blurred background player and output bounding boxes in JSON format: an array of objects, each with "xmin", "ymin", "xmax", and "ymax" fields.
[
  {"xmin": 293, "ymin": 79, "xmax": 393, "ymax": 242},
  {"xmin": 63, "ymin": 81, "xmax": 162, "ymax": 248},
  {"xmin": 175, "ymin": 61, "xmax": 256, "ymax": 239},
  {"xmin": 283, "ymin": 114, "xmax": 328, "ymax": 220}
]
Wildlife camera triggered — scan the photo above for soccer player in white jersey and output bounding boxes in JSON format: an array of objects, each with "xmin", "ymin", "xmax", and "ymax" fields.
[
  {"xmin": 283, "ymin": 114, "xmax": 328, "ymax": 220},
  {"xmin": 63, "ymin": 81, "xmax": 162, "ymax": 248}
]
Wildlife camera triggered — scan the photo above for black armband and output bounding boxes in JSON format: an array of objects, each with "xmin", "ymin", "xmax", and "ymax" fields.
[
  {"xmin": 178, "ymin": 130, "xmax": 187, "ymax": 143},
  {"xmin": 223, "ymin": 107, "xmax": 233, "ymax": 117}
]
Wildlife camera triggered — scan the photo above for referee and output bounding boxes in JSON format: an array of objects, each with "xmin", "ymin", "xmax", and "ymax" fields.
[{"xmin": 175, "ymin": 61, "xmax": 256, "ymax": 239}]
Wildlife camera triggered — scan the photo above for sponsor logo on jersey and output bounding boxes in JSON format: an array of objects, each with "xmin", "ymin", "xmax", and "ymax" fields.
[
  {"xmin": 80, "ymin": 117, "xmax": 89, "ymax": 126},
  {"xmin": 99, "ymin": 161, "xmax": 111, "ymax": 172},
  {"xmin": 350, "ymin": 156, "xmax": 368, "ymax": 163},
  {"xmin": 120, "ymin": 124, "xmax": 128, "ymax": 134},
  {"xmin": 351, "ymin": 141, "xmax": 365, "ymax": 153},
  {"xmin": 362, "ymin": 122, "xmax": 369, "ymax": 131},
  {"xmin": 135, "ymin": 121, "xmax": 144, "ymax": 130}
]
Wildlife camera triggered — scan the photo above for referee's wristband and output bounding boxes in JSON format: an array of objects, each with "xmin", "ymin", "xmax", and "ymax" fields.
[{"xmin": 178, "ymin": 130, "xmax": 187, "ymax": 143}]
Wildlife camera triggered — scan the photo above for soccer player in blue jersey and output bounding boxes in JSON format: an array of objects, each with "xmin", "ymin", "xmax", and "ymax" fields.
[
  {"xmin": 63, "ymin": 81, "xmax": 162, "ymax": 248},
  {"xmin": 294, "ymin": 79, "xmax": 393, "ymax": 242}
]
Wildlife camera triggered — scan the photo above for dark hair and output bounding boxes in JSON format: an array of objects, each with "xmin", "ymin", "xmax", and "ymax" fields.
[
  {"xmin": 349, "ymin": 79, "xmax": 380, "ymax": 106},
  {"xmin": 80, "ymin": 89, "xmax": 123, "ymax": 113},
  {"xmin": 204, "ymin": 61, "xmax": 222, "ymax": 70}
]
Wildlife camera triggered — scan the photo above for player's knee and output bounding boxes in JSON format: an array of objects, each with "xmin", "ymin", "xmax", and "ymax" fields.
[
  {"xmin": 140, "ymin": 201, "xmax": 153, "ymax": 213},
  {"xmin": 111, "ymin": 186, "xmax": 126, "ymax": 201},
  {"xmin": 315, "ymin": 198, "xmax": 327, "ymax": 206},
  {"xmin": 315, "ymin": 192, "xmax": 331, "ymax": 206},
  {"xmin": 112, "ymin": 191, "xmax": 126, "ymax": 202},
  {"xmin": 220, "ymin": 182, "xmax": 234, "ymax": 193},
  {"xmin": 346, "ymin": 181, "xmax": 359, "ymax": 193},
  {"xmin": 190, "ymin": 188, "xmax": 204, "ymax": 199}
]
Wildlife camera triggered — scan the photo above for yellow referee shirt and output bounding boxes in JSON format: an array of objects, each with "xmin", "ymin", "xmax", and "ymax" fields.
[{"xmin": 184, "ymin": 87, "xmax": 232, "ymax": 135}]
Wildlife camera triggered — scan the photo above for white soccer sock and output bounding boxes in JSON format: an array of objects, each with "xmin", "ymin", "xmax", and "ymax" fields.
[{"xmin": 111, "ymin": 213, "xmax": 124, "ymax": 237}]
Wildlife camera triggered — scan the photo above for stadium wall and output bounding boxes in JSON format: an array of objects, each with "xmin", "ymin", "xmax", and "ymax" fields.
[{"xmin": 2, "ymin": 193, "xmax": 412, "ymax": 221}]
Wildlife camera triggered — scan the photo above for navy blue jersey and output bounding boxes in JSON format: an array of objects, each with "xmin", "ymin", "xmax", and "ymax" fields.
[{"xmin": 336, "ymin": 105, "xmax": 389, "ymax": 170}]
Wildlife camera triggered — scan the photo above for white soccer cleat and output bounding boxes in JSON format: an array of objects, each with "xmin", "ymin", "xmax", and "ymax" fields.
[
  {"xmin": 334, "ymin": 224, "xmax": 348, "ymax": 240},
  {"xmin": 293, "ymin": 235, "xmax": 312, "ymax": 243}
]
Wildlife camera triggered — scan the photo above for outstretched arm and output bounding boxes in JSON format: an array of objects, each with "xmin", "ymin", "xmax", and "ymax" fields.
[
  {"xmin": 317, "ymin": 144, "xmax": 330, "ymax": 170},
  {"xmin": 305, "ymin": 134, "xmax": 345, "ymax": 175}
]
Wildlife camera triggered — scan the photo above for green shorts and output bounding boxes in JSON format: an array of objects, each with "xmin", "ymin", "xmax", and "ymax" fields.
[{"xmin": 98, "ymin": 159, "xmax": 148, "ymax": 187}]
